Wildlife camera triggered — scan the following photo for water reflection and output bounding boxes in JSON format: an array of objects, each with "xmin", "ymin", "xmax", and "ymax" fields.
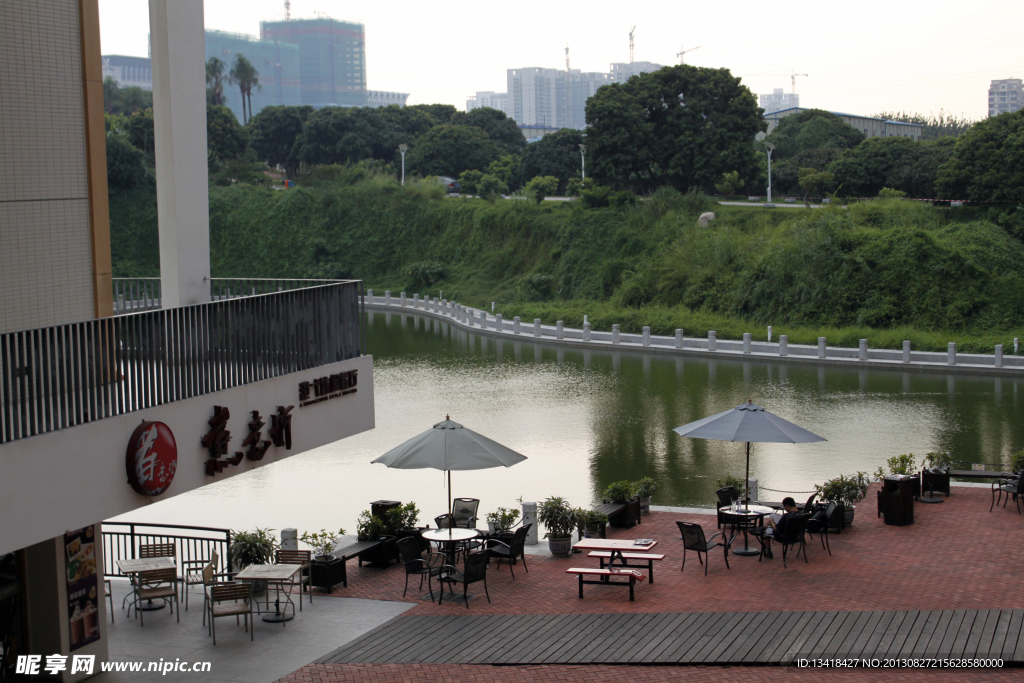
[{"xmin": 119, "ymin": 310, "xmax": 1024, "ymax": 534}]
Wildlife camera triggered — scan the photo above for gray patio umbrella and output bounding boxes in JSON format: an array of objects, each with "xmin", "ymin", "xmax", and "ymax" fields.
[
  {"xmin": 672, "ymin": 400, "xmax": 826, "ymax": 507},
  {"xmin": 371, "ymin": 416, "xmax": 528, "ymax": 525}
]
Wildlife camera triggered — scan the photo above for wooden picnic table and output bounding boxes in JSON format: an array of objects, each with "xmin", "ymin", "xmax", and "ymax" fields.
[
  {"xmin": 572, "ymin": 538, "xmax": 657, "ymax": 567},
  {"xmin": 234, "ymin": 564, "xmax": 302, "ymax": 623}
]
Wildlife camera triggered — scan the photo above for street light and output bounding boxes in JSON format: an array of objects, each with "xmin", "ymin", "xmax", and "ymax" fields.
[
  {"xmin": 579, "ymin": 144, "xmax": 587, "ymax": 182},
  {"xmin": 763, "ymin": 141, "xmax": 775, "ymax": 203},
  {"xmin": 398, "ymin": 144, "xmax": 408, "ymax": 185}
]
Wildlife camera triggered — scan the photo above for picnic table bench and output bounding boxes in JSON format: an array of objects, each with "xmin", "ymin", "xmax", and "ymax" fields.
[
  {"xmin": 330, "ymin": 540, "xmax": 382, "ymax": 588},
  {"xmin": 566, "ymin": 567, "xmax": 645, "ymax": 601},
  {"xmin": 588, "ymin": 551, "xmax": 664, "ymax": 583}
]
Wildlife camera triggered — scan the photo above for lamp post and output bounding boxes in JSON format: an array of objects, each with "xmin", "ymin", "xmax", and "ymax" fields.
[
  {"xmin": 398, "ymin": 144, "xmax": 408, "ymax": 185},
  {"xmin": 764, "ymin": 141, "xmax": 775, "ymax": 203},
  {"xmin": 579, "ymin": 144, "xmax": 586, "ymax": 182}
]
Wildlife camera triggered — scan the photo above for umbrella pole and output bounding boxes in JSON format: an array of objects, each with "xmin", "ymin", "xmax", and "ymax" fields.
[
  {"xmin": 448, "ymin": 470, "xmax": 452, "ymax": 540},
  {"xmin": 744, "ymin": 441, "xmax": 751, "ymax": 510}
]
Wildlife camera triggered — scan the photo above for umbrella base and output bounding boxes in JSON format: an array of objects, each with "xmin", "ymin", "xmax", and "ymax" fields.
[
  {"xmin": 731, "ymin": 546, "xmax": 762, "ymax": 556},
  {"xmin": 919, "ymin": 494, "xmax": 944, "ymax": 504}
]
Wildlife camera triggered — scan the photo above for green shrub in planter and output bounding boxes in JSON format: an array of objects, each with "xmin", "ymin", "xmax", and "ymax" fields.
[
  {"xmin": 603, "ymin": 481, "xmax": 637, "ymax": 504},
  {"xmin": 356, "ymin": 511, "xmax": 389, "ymax": 542},
  {"xmin": 229, "ymin": 528, "xmax": 278, "ymax": 569},
  {"xmin": 537, "ymin": 497, "xmax": 577, "ymax": 538},
  {"xmin": 924, "ymin": 451, "xmax": 955, "ymax": 471},
  {"xmin": 577, "ymin": 508, "xmax": 609, "ymax": 537},
  {"xmin": 384, "ymin": 502, "xmax": 420, "ymax": 532},
  {"xmin": 713, "ymin": 474, "xmax": 746, "ymax": 500},
  {"xmin": 874, "ymin": 453, "xmax": 917, "ymax": 480},
  {"xmin": 634, "ymin": 477, "xmax": 658, "ymax": 499},
  {"xmin": 300, "ymin": 528, "xmax": 346, "ymax": 560},
  {"xmin": 485, "ymin": 507, "xmax": 520, "ymax": 534}
]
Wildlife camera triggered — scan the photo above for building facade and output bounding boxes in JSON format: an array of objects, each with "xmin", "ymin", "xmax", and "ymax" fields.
[
  {"xmin": 609, "ymin": 61, "xmax": 664, "ymax": 83},
  {"xmin": 763, "ymin": 107, "xmax": 923, "ymax": 140},
  {"xmin": 367, "ymin": 90, "xmax": 409, "ymax": 108},
  {"xmin": 467, "ymin": 91, "xmax": 509, "ymax": 116},
  {"xmin": 101, "ymin": 54, "xmax": 152, "ymax": 90},
  {"xmin": 204, "ymin": 29, "xmax": 302, "ymax": 122},
  {"xmin": 989, "ymin": 78, "xmax": 1022, "ymax": 117},
  {"xmin": 261, "ymin": 17, "xmax": 367, "ymax": 108},
  {"xmin": 760, "ymin": 88, "xmax": 798, "ymax": 113}
]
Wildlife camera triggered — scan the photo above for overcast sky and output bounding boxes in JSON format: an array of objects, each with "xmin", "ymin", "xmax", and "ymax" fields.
[{"xmin": 99, "ymin": 0, "xmax": 1024, "ymax": 120}]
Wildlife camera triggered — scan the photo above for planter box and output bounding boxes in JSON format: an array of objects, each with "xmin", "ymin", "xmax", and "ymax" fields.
[
  {"xmin": 358, "ymin": 535, "xmax": 398, "ymax": 566},
  {"xmin": 608, "ymin": 499, "xmax": 642, "ymax": 528},
  {"xmin": 310, "ymin": 557, "xmax": 345, "ymax": 591},
  {"xmin": 921, "ymin": 469, "xmax": 950, "ymax": 496}
]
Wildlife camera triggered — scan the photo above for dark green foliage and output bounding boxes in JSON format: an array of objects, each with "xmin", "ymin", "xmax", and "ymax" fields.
[
  {"xmin": 408, "ymin": 124, "xmax": 504, "ymax": 177},
  {"xmin": 105, "ymin": 133, "xmax": 147, "ymax": 189},
  {"xmin": 766, "ymin": 109, "xmax": 866, "ymax": 159},
  {"xmin": 108, "ymin": 185, "xmax": 159, "ymax": 276},
  {"xmin": 873, "ymin": 110, "xmax": 975, "ymax": 140},
  {"xmin": 207, "ymin": 104, "xmax": 248, "ymax": 161},
  {"xmin": 935, "ymin": 110, "xmax": 1024, "ymax": 202},
  {"xmin": 450, "ymin": 107, "xmax": 526, "ymax": 156},
  {"xmin": 523, "ymin": 176, "xmax": 559, "ymax": 203},
  {"xmin": 517, "ymin": 129, "xmax": 585, "ymax": 193},
  {"xmin": 585, "ymin": 65, "xmax": 764, "ymax": 193},
  {"xmin": 458, "ymin": 169, "xmax": 483, "ymax": 196},
  {"xmin": 248, "ymin": 105, "xmax": 314, "ymax": 176},
  {"xmin": 828, "ymin": 137, "xmax": 956, "ymax": 198},
  {"xmin": 125, "ymin": 109, "xmax": 154, "ymax": 156},
  {"xmin": 103, "ymin": 77, "xmax": 152, "ymax": 115},
  {"xmin": 405, "ymin": 261, "xmax": 447, "ymax": 290}
]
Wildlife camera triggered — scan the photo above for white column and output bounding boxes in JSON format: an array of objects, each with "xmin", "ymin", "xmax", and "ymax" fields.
[
  {"xmin": 643, "ymin": 326, "xmax": 651, "ymax": 346},
  {"xmin": 708, "ymin": 330, "xmax": 716, "ymax": 351},
  {"xmin": 818, "ymin": 337, "xmax": 827, "ymax": 358},
  {"xmin": 859, "ymin": 339, "xmax": 868, "ymax": 361},
  {"xmin": 743, "ymin": 332, "xmax": 752, "ymax": 353},
  {"xmin": 947, "ymin": 342, "xmax": 956, "ymax": 365},
  {"xmin": 280, "ymin": 528, "xmax": 298, "ymax": 551},
  {"xmin": 675, "ymin": 329, "xmax": 683, "ymax": 349},
  {"xmin": 495, "ymin": 313, "xmax": 503, "ymax": 331},
  {"xmin": 995, "ymin": 344, "xmax": 1003, "ymax": 368},
  {"xmin": 385, "ymin": 290, "xmax": 391, "ymax": 305},
  {"xmin": 903, "ymin": 340, "xmax": 911, "ymax": 363},
  {"xmin": 514, "ymin": 316, "xmax": 521, "ymax": 334},
  {"xmin": 556, "ymin": 321, "xmax": 564, "ymax": 339},
  {"xmin": 400, "ymin": 292, "xmax": 406, "ymax": 306},
  {"xmin": 583, "ymin": 322, "xmax": 591, "ymax": 341},
  {"xmin": 522, "ymin": 502, "xmax": 538, "ymax": 545},
  {"xmin": 779, "ymin": 335, "xmax": 788, "ymax": 356},
  {"xmin": 533, "ymin": 319, "xmax": 541, "ymax": 337},
  {"xmin": 612, "ymin": 324, "xmax": 620, "ymax": 344},
  {"xmin": 150, "ymin": 0, "xmax": 210, "ymax": 308}
]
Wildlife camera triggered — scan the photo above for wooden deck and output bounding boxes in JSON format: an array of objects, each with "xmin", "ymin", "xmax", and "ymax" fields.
[{"xmin": 319, "ymin": 609, "xmax": 1024, "ymax": 665}]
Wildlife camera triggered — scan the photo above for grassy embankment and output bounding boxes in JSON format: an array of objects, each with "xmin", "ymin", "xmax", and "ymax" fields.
[{"xmin": 108, "ymin": 173, "xmax": 1024, "ymax": 354}]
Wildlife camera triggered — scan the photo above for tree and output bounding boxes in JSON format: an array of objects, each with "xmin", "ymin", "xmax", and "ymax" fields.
[
  {"xmin": 102, "ymin": 77, "xmax": 152, "ymax": 115},
  {"xmin": 486, "ymin": 154, "xmax": 520, "ymax": 188},
  {"xmin": 207, "ymin": 104, "xmax": 248, "ymax": 161},
  {"xmin": 518, "ymin": 128, "xmax": 585, "ymax": 194},
  {"xmin": 585, "ymin": 65, "xmax": 764, "ymax": 193},
  {"xmin": 873, "ymin": 110, "xmax": 975, "ymax": 140},
  {"xmin": 229, "ymin": 54, "xmax": 260, "ymax": 124},
  {"xmin": 248, "ymin": 105, "xmax": 314, "ymax": 176},
  {"xmin": 714, "ymin": 171, "xmax": 739, "ymax": 196},
  {"xmin": 451, "ymin": 107, "xmax": 526, "ymax": 156},
  {"xmin": 765, "ymin": 109, "xmax": 865, "ymax": 160},
  {"xmin": 206, "ymin": 57, "xmax": 228, "ymax": 106},
  {"xmin": 105, "ymin": 133, "xmax": 147, "ymax": 188},
  {"xmin": 125, "ymin": 109, "xmax": 154, "ymax": 156},
  {"xmin": 935, "ymin": 110, "xmax": 1024, "ymax": 202},
  {"xmin": 477, "ymin": 174, "xmax": 507, "ymax": 203},
  {"xmin": 797, "ymin": 167, "xmax": 834, "ymax": 207},
  {"xmin": 523, "ymin": 176, "xmax": 559, "ymax": 203},
  {"xmin": 407, "ymin": 124, "xmax": 504, "ymax": 178},
  {"xmin": 457, "ymin": 169, "xmax": 483, "ymax": 196},
  {"xmin": 827, "ymin": 137, "xmax": 956, "ymax": 198},
  {"xmin": 103, "ymin": 76, "xmax": 119, "ymax": 114}
]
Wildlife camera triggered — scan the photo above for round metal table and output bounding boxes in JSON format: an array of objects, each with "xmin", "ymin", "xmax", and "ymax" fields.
[
  {"xmin": 719, "ymin": 505, "xmax": 775, "ymax": 556},
  {"xmin": 420, "ymin": 528, "xmax": 480, "ymax": 566}
]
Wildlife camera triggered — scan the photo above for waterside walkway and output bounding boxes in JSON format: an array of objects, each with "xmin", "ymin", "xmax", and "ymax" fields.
[{"xmin": 365, "ymin": 292, "xmax": 1024, "ymax": 377}]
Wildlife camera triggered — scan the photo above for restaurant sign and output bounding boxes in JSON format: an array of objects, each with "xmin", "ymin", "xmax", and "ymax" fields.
[
  {"xmin": 299, "ymin": 369, "xmax": 357, "ymax": 407},
  {"xmin": 125, "ymin": 421, "xmax": 177, "ymax": 496}
]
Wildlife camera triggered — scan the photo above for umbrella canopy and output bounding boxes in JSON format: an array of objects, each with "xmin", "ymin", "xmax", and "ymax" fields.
[
  {"xmin": 673, "ymin": 401, "xmax": 825, "ymax": 506},
  {"xmin": 372, "ymin": 417, "xmax": 527, "ymax": 524}
]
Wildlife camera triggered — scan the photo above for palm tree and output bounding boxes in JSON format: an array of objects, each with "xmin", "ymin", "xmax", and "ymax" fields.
[
  {"xmin": 229, "ymin": 54, "xmax": 260, "ymax": 124},
  {"xmin": 205, "ymin": 57, "xmax": 227, "ymax": 106}
]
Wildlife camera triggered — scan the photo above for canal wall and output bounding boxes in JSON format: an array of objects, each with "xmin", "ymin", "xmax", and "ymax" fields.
[{"xmin": 364, "ymin": 291, "xmax": 1024, "ymax": 377}]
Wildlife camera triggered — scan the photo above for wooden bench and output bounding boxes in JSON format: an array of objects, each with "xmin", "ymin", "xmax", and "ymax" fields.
[
  {"xmin": 591, "ymin": 503, "xmax": 624, "ymax": 538},
  {"xmin": 949, "ymin": 469, "xmax": 1012, "ymax": 481},
  {"xmin": 587, "ymin": 551, "xmax": 665, "ymax": 584},
  {"xmin": 332, "ymin": 540, "xmax": 382, "ymax": 588},
  {"xmin": 566, "ymin": 567, "xmax": 646, "ymax": 601}
]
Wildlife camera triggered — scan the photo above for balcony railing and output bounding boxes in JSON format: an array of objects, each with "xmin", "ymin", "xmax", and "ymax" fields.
[
  {"xmin": 102, "ymin": 521, "xmax": 233, "ymax": 577},
  {"xmin": 113, "ymin": 277, "xmax": 161, "ymax": 313},
  {"xmin": 0, "ymin": 281, "xmax": 364, "ymax": 445}
]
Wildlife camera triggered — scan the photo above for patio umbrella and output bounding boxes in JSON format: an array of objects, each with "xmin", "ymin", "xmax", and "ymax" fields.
[
  {"xmin": 371, "ymin": 415, "xmax": 527, "ymax": 528},
  {"xmin": 672, "ymin": 400, "xmax": 826, "ymax": 507}
]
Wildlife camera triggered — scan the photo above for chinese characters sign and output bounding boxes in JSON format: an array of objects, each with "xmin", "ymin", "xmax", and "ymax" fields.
[
  {"xmin": 299, "ymin": 369, "xmax": 358, "ymax": 407},
  {"xmin": 64, "ymin": 526, "xmax": 100, "ymax": 651},
  {"xmin": 125, "ymin": 421, "xmax": 177, "ymax": 496}
]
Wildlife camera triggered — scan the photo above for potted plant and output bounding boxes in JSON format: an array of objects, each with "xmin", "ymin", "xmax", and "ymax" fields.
[
  {"xmin": 485, "ymin": 507, "xmax": 520, "ymax": 535},
  {"xmin": 634, "ymin": 477, "xmax": 658, "ymax": 515},
  {"xmin": 300, "ymin": 527, "xmax": 346, "ymax": 591},
  {"xmin": 229, "ymin": 528, "xmax": 278, "ymax": 595},
  {"xmin": 874, "ymin": 453, "xmax": 920, "ymax": 498},
  {"xmin": 714, "ymin": 474, "xmax": 746, "ymax": 502},
  {"xmin": 355, "ymin": 511, "xmax": 393, "ymax": 566},
  {"xmin": 537, "ymin": 496, "xmax": 577, "ymax": 556},
  {"xmin": 603, "ymin": 481, "xmax": 640, "ymax": 527},
  {"xmin": 385, "ymin": 502, "xmax": 426, "ymax": 553},
  {"xmin": 815, "ymin": 472, "xmax": 869, "ymax": 527},
  {"xmin": 578, "ymin": 509, "xmax": 609, "ymax": 539}
]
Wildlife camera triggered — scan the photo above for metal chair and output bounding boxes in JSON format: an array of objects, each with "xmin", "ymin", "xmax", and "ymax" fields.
[
  {"xmin": 275, "ymin": 550, "xmax": 312, "ymax": 610},
  {"xmin": 129, "ymin": 568, "xmax": 179, "ymax": 626},
  {"xmin": 804, "ymin": 502, "xmax": 835, "ymax": 556},
  {"xmin": 715, "ymin": 487, "xmax": 738, "ymax": 529},
  {"xmin": 799, "ymin": 492, "xmax": 818, "ymax": 512},
  {"xmin": 452, "ymin": 498, "xmax": 480, "ymax": 528},
  {"xmin": 397, "ymin": 537, "xmax": 445, "ymax": 601},
  {"xmin": 676, "ymin": 521, "xmax": 729, "ymax": 575},
  {"xmin": 438, "ymin": 550, "xmax": 491, "ymax": 608},
  {"xmin": 207, "ymin": 582, "xmax": 254, "ymax": 644},
  {"xmin": 181, "ymin": 548, "xmax": 219, "ymax": 612},
  {"xmin": 486, "ymin": 524, "xmax": 531, "ymax": 579},
  {"xmin": 991, "ymin": 470, "xmax": 1023, "ymax": 514},
  {"xmin": 754, "ymin": 512, "xmax": 811, "ymax": 568}
]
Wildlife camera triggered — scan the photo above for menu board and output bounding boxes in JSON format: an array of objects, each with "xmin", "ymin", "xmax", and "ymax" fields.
[{"xmin": 64, "ymin": 526, "xmax": 100, "ymax": 651}]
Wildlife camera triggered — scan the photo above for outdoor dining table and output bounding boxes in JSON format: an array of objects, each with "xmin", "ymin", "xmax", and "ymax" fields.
[
  {"xmin": 719, "ymin": 504, "xmax": 775, "ymax": 556},
  {"xmin": 116, "ymin": 557, "xmax": 176, "ymax": 612},
  {"xmin": 420, "ymin": 528, "xmax": 481, "ymax": 566},
  {"xmin": 234, "ymin": 564, "xmax": 302, "ymax": 623},
  {"xmin": 572, "ymin": 538, "xmax": 658, "ymax": 568}
]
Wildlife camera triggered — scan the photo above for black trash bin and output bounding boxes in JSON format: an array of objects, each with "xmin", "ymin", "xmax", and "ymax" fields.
[{"xmin": 879, "ymin": 475, "xmax": 915, "ymax": 526}]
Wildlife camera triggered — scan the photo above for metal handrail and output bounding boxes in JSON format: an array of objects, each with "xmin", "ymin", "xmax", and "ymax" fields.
[{"xmin": 101, "ymin": 521, "xmax": 233, "ymax": 577}]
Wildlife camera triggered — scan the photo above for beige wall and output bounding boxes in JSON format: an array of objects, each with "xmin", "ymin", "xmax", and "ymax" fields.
[{"xmin": 0, "ymin": 0, "xmax": 104, "ymax": 334}]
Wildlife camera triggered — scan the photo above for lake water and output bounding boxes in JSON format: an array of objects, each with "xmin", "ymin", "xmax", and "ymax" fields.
[{"xmin": 115, "ymin": 310, "xmax": 1024, "ymax": 536}]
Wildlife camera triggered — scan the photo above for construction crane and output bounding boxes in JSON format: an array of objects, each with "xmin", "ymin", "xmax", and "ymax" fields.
[
  {"xmin": 284, "ymin": 0, "xmax": 290, "ymax": 21},
  {"xmin": 676, "ymin": 44, "xmax": 701, "ymax": 65},
  {"xmin": 566, "ymin": 44, "xmax": 570, "ymax": 72},
  {"xmin": 629, "ymin": 26, "xmax": 635, "ymax": 63},
  {"xmin": 751, "ymin": 68, "xmax": 808, "ymax": 94}
]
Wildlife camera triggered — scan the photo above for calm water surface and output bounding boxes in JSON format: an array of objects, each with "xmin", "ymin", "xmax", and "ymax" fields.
[{"xmin": 116, "ymin": 311, "xmax": 1024, "ymax": 535}]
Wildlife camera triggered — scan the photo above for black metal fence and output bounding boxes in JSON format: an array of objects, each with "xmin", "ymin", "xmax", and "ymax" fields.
[
  {"xmin": 102, "ymin": 522, "xmax": 232, "ymax": 577},
  {"xmin": 0, "ymin": 281, "xmax": 363, "ymax": 444}
]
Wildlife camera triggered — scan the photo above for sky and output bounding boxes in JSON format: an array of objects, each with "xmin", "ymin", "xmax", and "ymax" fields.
[{"xmin": 98, "ymin": 0, "xmax": 1024, "ymax": 120}]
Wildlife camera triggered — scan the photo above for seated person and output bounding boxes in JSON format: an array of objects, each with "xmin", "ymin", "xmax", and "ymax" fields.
[{"xmin": 755, "ymin": 497, "xmax": 798, "ymax": 559}]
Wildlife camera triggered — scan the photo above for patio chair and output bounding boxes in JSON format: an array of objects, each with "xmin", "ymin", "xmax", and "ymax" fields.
[
  {"xmin": 676, "ymin": 521, "xmax": 730, "ymax": 576},
  {"xmin": 715, "ymin": 487, "xmax": 738, "ymax": 529},
  {"xmin": 199, "ymin": 563, "xmax": 236, "ymax": 627},
  {"xmin": 438, "ymin": 550, "xmax": 491, "ymax": 608},
  {"xmin": 799, "ymin": 492, "xmax": 818, "ymax": 512},
  {"xmin": 486, "ymin": 524, "xmax": 531, "ymax": 579},
  {"xmin": 433, "ymin": 514, "xmax": 476, "ymax": 560},
  {"xmin": 452, "ymin": 498, "xmax": 480, "ymax": 528},
  {"xmin": 124, "ymin": 542, "xmax": 177, "ymax": 611},
  {"xmin": 181, "ymin": 548, "xmax": 219, "ymax": 612},
  {"xmin": 804, "ymin": 502, "xmax": 836, "ymax": 556},
  {"xmin": 104, "ymin": 579, "xmax": 114, "ymax": 623},
  {"xmin": 753, "ymin": 512, "xmax": 811, "ymax": 568},
  {"xmin": 991, "ymin": 470, "xmax": 1023, "ymax": 514},
  {"xmin": 275, "ymin": 549, "xmax": 312, "ymax": 610},
  {"xmin": 207, "ymin": 582, "xmax": 254, "ymax": 644},
  {"xmin": 397, "ymin": 537, "xmax": 445, "ymax": 601},
  {"xmin": 129, "ymin": 567, "xmax": 179, "ymax": 626}
]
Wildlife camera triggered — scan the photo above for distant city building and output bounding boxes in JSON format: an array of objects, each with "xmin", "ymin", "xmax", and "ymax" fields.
[
  {"xmin": 101, "ymin": 55, "xmax": 153, "ymax": 90},
  {"xmin": 763, "ymin": 108, "xmax": 923, "ymax": 140},
  {"xmin": 760, "ymin": 88, "xmax": 798, "ymax": 113},
  {"xmin": 566, "ymin": 71, "xmax": 611, "ymax": 130},
  {"xmin": 205, "ymin": 29, "xmax": 301, "ymax": 121},
  {"xmin": 519, "ymin": 124, "xmax": 560, "ymax": 143},
  {"xmin": 367, "ymin": 90, "xmax": 409, "ymax": 108},
  {"xmin": 609, "ymin": 61, "xmax": 664, "ymax": 83},
  {"xmin": 467, "ymin": 91, "xmax": 509, "ymax": 116},
  {"xmin": 989, "ymin": 78, "xmax": 1022, "ymax": 117}
]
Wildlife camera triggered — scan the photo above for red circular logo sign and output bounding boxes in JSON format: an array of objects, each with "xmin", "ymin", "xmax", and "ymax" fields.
[{"xmin": 126, "ymin": 421, "xmax": 177, "ymax": 496}]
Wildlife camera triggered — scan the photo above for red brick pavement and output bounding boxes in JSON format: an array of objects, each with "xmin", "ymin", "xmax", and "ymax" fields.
[
  {"xmin": 320, "ymin": 485, "xmax": 1024, "ymax": 615},
  {"xmin": 279, "ymin": 663, "xmax": 1021, "ymax": 683}
]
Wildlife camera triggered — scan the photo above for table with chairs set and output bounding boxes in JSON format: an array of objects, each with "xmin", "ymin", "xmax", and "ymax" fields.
[{"xmin": 113, "ymin": 542, "xmax": 315, "ymax": 644}]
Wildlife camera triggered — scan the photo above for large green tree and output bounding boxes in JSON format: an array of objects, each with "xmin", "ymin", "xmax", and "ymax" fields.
[
  {"xmin": 125, "ymin": 109, "xmax": 154, "ymax": 156},
  {"xmin": 229, "ymin": 54, "xmax": 260, "ymax": 124},
  {"xmin": 517, "ymin": 128, "xmax": 585, "ymax": 193},
  {"xmin": 248, "ymin": 104, "xmax": 314, "ymax": 176},
  {"xmin": 765, "ymin": 109, "xmax": 865, "ymax": 160},
  {"xmin": 585, "ymin": 65, "xmax": 764, "ymax": 192},
  {"xmin": 207, "ymin": 104, "xmax": 248, "ymax": 161},
  {"xmin": 206, "ymin": 56, "xmax": 228, "ymax": 106},
  {"xmin": 451, "ymin": 107, "xmax": 526, "ymax": 156},
  {"xmin": 105, "ymin": 133, "xmax": 147, "ymax": 188},
  {"xmin": 407, "ymin": 124, "xmax": 504, "ymax": 177},
  {"xmin": 102, "ymin": 77, "xmax": 152, "ymax": 115},
  {"xmin": 935, "ymin": 110, "xmax": 1024, "ymax": 202},
  {"xmin": 828, "ymin": 137, "xmax": 956, "ymax": 198}
]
